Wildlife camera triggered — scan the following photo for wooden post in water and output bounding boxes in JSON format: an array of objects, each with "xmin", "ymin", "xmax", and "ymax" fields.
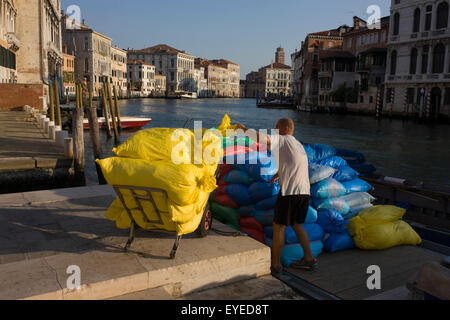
[
  {"xmin": 106, "ymin": 81, "xmax": 119, "ymax": 143},
  {"xmin": 113, "ymin": 85, "xmax": 122, "ymax": 130},
  {"xmin": 48, "ymin": 83, "xmax": 55, "ymax": 123},
  {"xmin": 101, "ymin": 85, "xmax": 112, "ymax": 138},
  {"xmin": 72, "ymin": 83, "xmax": 85, "ymax": 173},
  {"xmin": 54, "ymin": 79, "xmax": 62, "ymax": 127}
]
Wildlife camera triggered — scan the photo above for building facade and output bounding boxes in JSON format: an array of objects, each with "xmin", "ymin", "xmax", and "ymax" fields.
[
  {"xmin": 0, "ymin": 0, "xmax": 19, "ymax": 84},
  {"xmin": 193, "ymin": 66, "xmax": 207, "ymax": 97},
  {"xmin": 62, "ymin": 15, "xmax": 112, "ymax": 97},
  {"xmin": 291, "ymin": 26, "xmax": 348, "ymax": 106},
  {"xmin": 111, "ymin": 46, "xmax": 127, "ymax": 97},
  {"xmin": 258, "ymin": 62, "xmax": 292, "ymax": 97},
  {"xmin": 385, "ymin": 0, "xmax": 450, "ymax": 119},
  {"xmin": 154, "ymin": 73, "xmax": 166, "ymax": 97},
  {"xmin": 128, "ymin": 44, "xmax": 195, "ymax": 94},
  {"xmin": 15, "ymin": 0, "xmax": 63, "ymax": 100},
  {"xmin": 62, "ymin": 46, "xmax": 75, "ymax": 98},
  {"xmin": 127, "ymin": 59, "xmax": 155, "ymax": 97},
  {"xmin": 195, "ymin": 58, "xmax": 240, "ymax": 97}
]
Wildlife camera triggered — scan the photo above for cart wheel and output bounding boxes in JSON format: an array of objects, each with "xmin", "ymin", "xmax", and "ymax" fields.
[{"xmin": 196, "ymin": 203, "xmax": 213, "ymax": 238}]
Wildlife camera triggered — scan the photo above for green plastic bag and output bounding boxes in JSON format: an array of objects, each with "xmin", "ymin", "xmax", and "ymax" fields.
[{"xmin": 211, "ymin": 201, "xmax": 240, "ymax": 230}]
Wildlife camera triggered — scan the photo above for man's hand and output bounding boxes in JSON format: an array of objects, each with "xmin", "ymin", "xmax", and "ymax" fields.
[
  {"xmin": 269, "ymin": 173, "xmax": 279, "ymax": 184},
  {"xmin": 235, "ymin": 123, "xmax": 248, "ymax": 132}
]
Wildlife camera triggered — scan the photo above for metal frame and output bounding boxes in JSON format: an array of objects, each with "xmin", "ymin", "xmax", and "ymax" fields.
[{"xmin": 113, "ymin": 185, "xmax": 183, "ymax": 259}]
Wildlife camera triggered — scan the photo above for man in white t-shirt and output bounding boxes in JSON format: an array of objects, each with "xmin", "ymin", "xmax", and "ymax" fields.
[{"xmin": 236, "ymin": 119, "xmax": 317, "ymax": 273}]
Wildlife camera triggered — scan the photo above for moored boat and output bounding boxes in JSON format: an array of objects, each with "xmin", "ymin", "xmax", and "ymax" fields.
[{"xmin": 83, "ymin": 117, "xmax": 152, "ymax": 130}]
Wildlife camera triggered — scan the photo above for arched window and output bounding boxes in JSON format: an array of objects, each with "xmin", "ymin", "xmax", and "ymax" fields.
[
  {"xmin": 432, "ymin": 43, "xmax": 446, "ymax": 73},
  {"xmin": 393, "ymin": 13, "xmax": 400, "ymax": 35},
  {"xmin": 437, "ymin": 2, "xmax": 449, "ymax": 29},
  {"xmin": 390, "ymin": 50, "xmax": 397, "ymax": 75},
  {"xmin": 410, "ymin": 48, "xmax": 418, "ymax": 74},
  {"xmin": 413, "ymin": 8, "xmax": 421, "ymax": 32}
]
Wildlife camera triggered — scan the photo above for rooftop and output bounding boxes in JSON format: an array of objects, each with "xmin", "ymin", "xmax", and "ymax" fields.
[
  {"xmin": 127, "ymin": 59, "xmax": 154, "ymax": 66},
  {"xmin": 261, "ymin": 62, "xmax": 291, "ymax": 70},
  {"xmin": 129, "ymin": 44, "xmax": 189, "ymax": 55}
]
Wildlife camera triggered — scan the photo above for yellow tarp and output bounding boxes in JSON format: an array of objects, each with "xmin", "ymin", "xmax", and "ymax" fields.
[{"xmin": 348, "ymin": 205, "xmax": 422, "ymax": 250}]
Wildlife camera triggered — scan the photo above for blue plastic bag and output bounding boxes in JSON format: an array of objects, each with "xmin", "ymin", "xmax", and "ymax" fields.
[
  {"xmin": 317, "ymin": 210, "xmax": 349, "ymax": 234},
  {"xmin": 238, "ymin": 205, "xmax": 256, "ymax": 217},
  {"xmin": 255, "ymin": 195, "xmax": 278, "ymax": 210},
  {"xmin": 253, "ymin": 209, "xmax": 275, "ymax": 226},
  {"xmin": 309, "ymin": 164, "xmax": 336, "ymax": 184},
  {"xmin": 340, "ymin": 192, "xmax": 375, "ymax": 208},
  {"xmin": 342, "ymin": 178, "xmax": 373, "ymax": 193},
  {"xmin": 246, "ymin": 156, "xmax": 278, "ymax": 182},
  {"xmin": 223, "ymin": 170, "xmax": 254, "ymax": 186},
  {"xmin": 225, "ymin": 184, "xmax": 253, "ymax": 206},
  {"xmin": 324, "ymin": 231, "xmax": 355, "ymax": 252},
  {"xmin": 248, "ymin": 182, "xmax": 280, "ymax": 203},
  {"xmin": 304, "ymin": 144, "xmax": 337, "ymax": 163},
  {"xmin": 305, "ymin": 206, "xmax": 318, "ymax": 224},
  {"xmin": 311, "ymin": 178, "xmax": 348, "ymax": 199},
  {"xmin": 264, "ymin": 224, "xmax": 325, "ymax": 244},
  {"xmin": 317, "ymin": 156, "xmax": 348, "ymax": 169},
  {"xmin": 314, "ymin": 197, "xmax": 351, "ymax": 216},
  {"xmin": 332, "ymin": 166, "xmax": 360, "ymax": 182}
]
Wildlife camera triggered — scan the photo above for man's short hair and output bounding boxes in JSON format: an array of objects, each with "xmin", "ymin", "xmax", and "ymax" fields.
[{"xmin": 277, "ymin": 118, "xmax": 295, "ymax": 132}]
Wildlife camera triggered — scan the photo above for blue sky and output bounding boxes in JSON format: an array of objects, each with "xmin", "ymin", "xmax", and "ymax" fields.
[{"xmin": 61, "ymin": 0, "xmax": 390, "ymax": 78}]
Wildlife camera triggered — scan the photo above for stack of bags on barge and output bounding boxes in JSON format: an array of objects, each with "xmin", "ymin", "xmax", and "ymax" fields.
[{"xmin": 212, "ymin": 140, "xmax": 422, "ymax": 267}]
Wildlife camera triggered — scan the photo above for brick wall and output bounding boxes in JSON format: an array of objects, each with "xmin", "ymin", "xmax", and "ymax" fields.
[{"xmin": 0, "ymin": 84, "xmax": 45, "ymax": 111}]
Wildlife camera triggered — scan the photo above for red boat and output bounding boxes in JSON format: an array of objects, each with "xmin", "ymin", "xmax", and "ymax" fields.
[{"xmin": 83, "ymin": 117, "xmax": 152, "ymax": 130}]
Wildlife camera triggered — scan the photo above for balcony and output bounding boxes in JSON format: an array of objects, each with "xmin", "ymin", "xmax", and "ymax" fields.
[{"xmin": 7, "ymin": 32, "xmax": 20, "ymax": 52}]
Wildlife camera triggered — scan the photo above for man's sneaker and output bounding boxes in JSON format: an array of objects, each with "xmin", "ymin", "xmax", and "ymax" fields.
[{"xmin": 290, "ymin": 258, "xmax": 318, "ymax": 271}]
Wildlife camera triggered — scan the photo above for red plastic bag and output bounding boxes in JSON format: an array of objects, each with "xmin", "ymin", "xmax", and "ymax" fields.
[
  {"xmin": 213, "ymin": 191, "xmax": 239, "ymax": 209},
  {"xmin": 239, "ymin": 217, "xmax": 265, "ymax": 244},
  {"xmin": 219, "ymin": 164, "xmax": 233, "ymax": 178},
  {"xmin": 224, "ymin": 146, "xmax": 251, "ymax": 157}
]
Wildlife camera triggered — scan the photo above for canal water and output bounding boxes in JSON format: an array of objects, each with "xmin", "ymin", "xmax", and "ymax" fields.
[{"xmin": 83, "ymin": 98, "xmax": 450, "ymax": 189}]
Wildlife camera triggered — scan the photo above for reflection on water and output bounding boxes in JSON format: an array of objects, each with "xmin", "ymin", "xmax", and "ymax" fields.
[{"xmin": 84, "ymin": 98, "xmax": 450, "ymax": 189}]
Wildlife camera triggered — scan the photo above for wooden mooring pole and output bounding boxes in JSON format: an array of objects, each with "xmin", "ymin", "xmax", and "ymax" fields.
[
  {"xmin": 54, "ymin": 79, "xmax": 62, "ymax": 127},
  {"xmin": 101, "ymin": 85, "xmax": 112, "ymax": 138},
  {"xmin": 106, "ymin": 81, "xmax": 120, "ymax": 143},
  {"xmin": 113, "ymin": 85, "xmax": 122, "ymax": 130},
  {"xmin": 49, "ymin": 83, "xmax": 55, "ymax": 122},
  {"xmin": 72, "ymin": 83, "xmax": 85, "ymax": 174}
]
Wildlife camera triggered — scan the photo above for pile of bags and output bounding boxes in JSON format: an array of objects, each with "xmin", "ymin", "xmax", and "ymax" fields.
[
  {"xmin": 97, "ymin": 115, "xmax": 235, "ymax": 236},
  {"xmin": 213, "ymin": 140, "xmax": 422, "ymax": 267}
]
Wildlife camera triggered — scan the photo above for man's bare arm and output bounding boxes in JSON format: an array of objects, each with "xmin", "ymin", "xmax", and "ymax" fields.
[{"xmin": 235, "ymin": 124, "xmax": 271, "ymax": 146}]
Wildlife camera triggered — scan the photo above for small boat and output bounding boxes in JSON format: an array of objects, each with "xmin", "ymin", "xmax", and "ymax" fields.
[
  {"xmin": 83, "ymin": 117, "xmax": 152, "ymax": 130},
  {"xmin": 180, "ymin": 92, "xmax": 198, "ymax": 99}
]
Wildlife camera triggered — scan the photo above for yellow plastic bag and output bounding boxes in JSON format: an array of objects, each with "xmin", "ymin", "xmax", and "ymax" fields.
[
  {"xmin": 351, "ymin": 221, "xmax": 422, "ymax": 250},
  {"xmin": 97, "ymin": 157, "xmax": 217, "ymax": 206},
  {"xmin": 348, "ymin": 205, "xmax": 421, "ymax": 250},
  {"xmin": 217, "ymin": 114, "xmax": 238, "ymax": 137},
  {"xmin": 105, "ymin": 189, "xmax": 210, "ymax": 235},
  {"xmin": 113, "ymin": 128, "xmax": 194, "ymax": 163}
]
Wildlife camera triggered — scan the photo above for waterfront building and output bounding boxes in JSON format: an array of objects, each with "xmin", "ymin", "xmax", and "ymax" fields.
[
  {"xmin": 343, "ymin": 16, "xmax": 390, "ymax": 113},
  {"xmin": 15, "ymin": 0, "xmax": 63, "ymax": 103},
  {"xmin": 62, "ymin": 15, "xmax": 112, "ymax": 97},
  {"xmin": 241, "ymin": 71, "xmax": 264, "ymax": 98},
  {"xmin": 127, "ymin": 59, "xmax": 155, "ymax": 97},
  {"xmin": 258, "ymin": 62, "xmax": 292, "ymax": 97},
  {"xmin": 0, "ymin": 0, "xmax": 19, "ymax": 84},
  {"xmin": 291, "ymin": 25, "xmax": 348, "ymax": 106},
  {"xmin": 62, "ymin": 46, "xmax": 75, "ymax": 98},
  {"xmin": 154, "ymin": 73, "xmax": 166, "ymax": 97},
  {"xmin": 385, "ymin": 0, "xmax": 450, "ymax": 119},
  {"xmin": 127, "ymin": 44, "xmax": 195, "ymax": 94},
  {"xmin": 193, "ymin": 66, "xmax": 207, "ymax": 97},
  {"xmin": 195, "ymin": 58, "xmax": 240, "ymax": 98},
  {"xmin": 111, "ymin": 46, "xmax": 127, "ymax": 97},
  {"xmin": 318, "ymin": 50, "xmax": 357, "ymax": 107}
]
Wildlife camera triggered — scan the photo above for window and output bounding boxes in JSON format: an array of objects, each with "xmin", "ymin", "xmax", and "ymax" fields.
[
  {"xmin": 425, "ymin": 5, "xmax": 433, "ymax": 31},
  {"xmin": 390, "ymin": 50, "xmax": 397, "ymax": 75},
  {"xmin": 422, "ymin": 46, "xmax": 429, "ymax": 74},
  {"xmin": 413, "ymin": 8, "xmax": 421, "ymax": 33},
  {"xmin": 369, "ymin": 96, "xmax": 374, "ymax": 104},
  {"xmin": 84, "ymin": 58, "xmax": 89, "ymax": 73},
  {"xmin": 432, "ymin": 43, "xmax": 445, "ymax": 73},
  {"xmin": 410, "ymin": 48, "xmax": 418, "ymax": 74},
  {"xmin": 360, "ymin": 96, "xmax": 364, "ymax": 103},
  {"xmin": 444, "ymin": 88, "xmax": 450, "ymax": 104},
  {"xmin": 393, "ymin": 13, "xmax": 400, "ymax": 35},
  {"xmin": 437, "ymin": 2, "xmax": 449, "ymax": 29},
  {"xmin": 347, "ymin": 39, "xmax": 352, "ymax": 48}
]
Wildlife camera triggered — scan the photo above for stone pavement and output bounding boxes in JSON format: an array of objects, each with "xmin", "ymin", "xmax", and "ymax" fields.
[{"xmin": 0, "ymin": 185, "xmax": 275, "ymax": 300}]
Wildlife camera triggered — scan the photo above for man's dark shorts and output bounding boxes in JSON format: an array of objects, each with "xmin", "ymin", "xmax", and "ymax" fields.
[{"xmin": 274, "ymin": 194, "xmax": 311, "ymax": 226}]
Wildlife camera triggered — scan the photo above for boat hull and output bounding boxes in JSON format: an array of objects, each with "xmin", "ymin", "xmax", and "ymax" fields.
[{"xmin": 83, "ymin": 117, "xmax": 151, "ymax": 130}]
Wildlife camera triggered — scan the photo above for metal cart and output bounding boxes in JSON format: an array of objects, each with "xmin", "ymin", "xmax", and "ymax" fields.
[{"xmin": 113, "ymin": 185, "xmax": 213, "ymax": 259}]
